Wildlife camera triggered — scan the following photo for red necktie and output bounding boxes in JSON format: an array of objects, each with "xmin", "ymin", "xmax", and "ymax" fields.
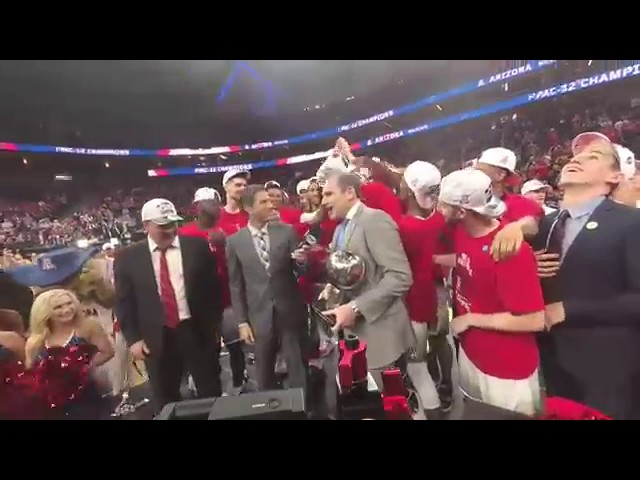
[{"xmin": 159, "ymin": 248, "xmax": 180, "ymax": 329}]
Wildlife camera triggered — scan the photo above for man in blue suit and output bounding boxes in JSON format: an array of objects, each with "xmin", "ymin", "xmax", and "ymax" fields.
[{"xmin": 534, "ymin": 132, "xmax": 640, "ymax": 419}]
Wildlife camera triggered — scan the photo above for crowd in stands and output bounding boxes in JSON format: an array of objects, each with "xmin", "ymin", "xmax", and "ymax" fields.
[{"xmin": 2, "ymin": 91, "xmax": 639, "ymax": 254}]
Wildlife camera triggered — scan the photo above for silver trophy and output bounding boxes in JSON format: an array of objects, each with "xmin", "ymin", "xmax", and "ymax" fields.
[
  {"xmin": 313, "ymin": 250, "xmax": 366, "ymax": 331},
  {"xmin": 111, "ymin": 356, "xmax": 151, "ymax": 418}
]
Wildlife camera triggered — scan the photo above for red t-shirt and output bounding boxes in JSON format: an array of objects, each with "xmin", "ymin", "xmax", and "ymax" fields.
[
  {"xmin": 178, "ymin": 221, "xmax": 232, "ymax": 309},
  {"xmin": 398, "ymin": 213, "xmax": 445, "ymax": 325},
  {"xmin": 217, "ymin": 209, "xmax": 249, "ymax": 236},
  {"xmin": 319, "ymin": 214, "xmax": 338, "ymax": 247},
  {"xmin": 277, "ymin": 206, "xmax": 316, "ymax": 304},
  {"xmin": 278, "ymin": 206, "xmax": 301, "ymax": 225},
  {"xmin": 361, "ymin": 181, "xmax": 402, "ymax": 223},
  {"xmin": 501, "ymin": 192, "xmax": 544, "ymax": 223},
  {"xmin": 452, "ymin": 223, "xmax": 543, "ymax": 379},
  {"xmin": 278, "ymin": 207, "xmax": 306, "ymax": 240}
]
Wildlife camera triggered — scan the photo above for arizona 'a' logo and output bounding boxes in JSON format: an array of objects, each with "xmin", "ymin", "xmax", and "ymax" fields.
[{"xmin": 40, "ymin": 258, "xmax": 57, "ymax": 271}]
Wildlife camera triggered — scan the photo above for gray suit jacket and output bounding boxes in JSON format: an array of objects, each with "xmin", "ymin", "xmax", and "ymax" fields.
[
  {"xmin": 333, "ymin": 203, "xmax": 415, "ymax": 369},
  {"xmin": 226, "ymin": 221, "xmax": 307, "ymax": 337}
]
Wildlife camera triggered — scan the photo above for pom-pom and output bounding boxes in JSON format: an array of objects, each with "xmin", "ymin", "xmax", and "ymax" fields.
[
  {"xmin": 540, "ymin": 397, "xmax": 611, "ymax": 420},
  {"xmin": 0, "ymin": 360, "xmax": 45, "ymax": 420},
  {"xmin": 32, "ymin": 343, "xmax": 95, "ymax": 413}
]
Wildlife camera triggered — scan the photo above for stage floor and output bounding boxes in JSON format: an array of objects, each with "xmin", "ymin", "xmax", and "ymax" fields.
[{"xmin": 114, "ymin": 338, "xmax": 467, "ymax": 420}]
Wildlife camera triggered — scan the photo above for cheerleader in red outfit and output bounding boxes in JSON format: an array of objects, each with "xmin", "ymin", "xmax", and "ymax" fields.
[
  {"xmin": 0, "ymin": 309, "xmax": 31, "ymax": 419},
  {"xmin": 25, "ymin": 289, "xmax": 114, "ymax": 419}
]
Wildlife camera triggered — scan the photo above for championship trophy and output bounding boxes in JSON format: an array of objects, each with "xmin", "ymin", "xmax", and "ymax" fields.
[
  {"xmin": 317, "ymin": 250, "xmax": 366, "ymax": 318},
  {"xmin": 309, "ymin": 250, "xmax": 383, "ymax": 419},
  {"xmin": 111, "ymin": 347, "xmax": 150, "ymax": 417}
]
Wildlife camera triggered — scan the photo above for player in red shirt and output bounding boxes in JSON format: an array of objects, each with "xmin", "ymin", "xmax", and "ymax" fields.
[
  {"xmin": 437, "ymin": 169, "xmax": 545, "ymax": 416},
  {"xmin": 265, "ymin": 180, "xmax": 305, "ymax": 236},
  {"xmin": 474, "ymin": 147, "xmax": 545, "ymax": 260},
  {"xmin": 178, "ymin": 184, "xmax": 248, "ymax": 394},
  {"xmin": 361, "ymin": 180, "xmax": 403, "ymax": 223},
  {"xmin": 397, "ymin": 160, "xmax": 452, "ymax": 419},
  {"xmin": 219, "ymin": 169, "xmax": 250, "ymax": 236}
]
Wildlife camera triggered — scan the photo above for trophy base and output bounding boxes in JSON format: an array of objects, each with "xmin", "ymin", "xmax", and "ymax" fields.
[
  {"xmin": 336, "ymin": 373, "xmax": 385, "ymax": 420},
  {"xmin": 111, "ymin": 390, "xmax": 151, "ymax": 417}
]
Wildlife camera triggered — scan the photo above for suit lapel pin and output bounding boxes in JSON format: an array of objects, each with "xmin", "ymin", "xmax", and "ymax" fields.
[{"xmin": 586, "ymin": 221, "xmax": 599, "ymax": 231}]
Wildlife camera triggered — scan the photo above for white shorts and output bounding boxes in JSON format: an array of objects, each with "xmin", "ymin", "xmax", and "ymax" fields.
[
  {"xmin": 410, "ymin": 321, "xmax": 431, "ymax": 361},
  {"xmin": 407, "ymin": 321, "xmax": 440, "ymax": 411},
  {"xmin": 458, "ymin": 346, "xmax": 541, "ymax": 417}
]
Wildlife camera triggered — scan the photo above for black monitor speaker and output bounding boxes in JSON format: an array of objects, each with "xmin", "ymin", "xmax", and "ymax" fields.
[
  {"xmin": 208, "ymin": 388, "xmax": 306, "ymax": 420},
  {"xmin": 155, "ymin": 397, "xmax": 218, "ymax": 420},
  {"xmin": 154, "ymin": 388, "xmax": 306, "ymax": 420}
]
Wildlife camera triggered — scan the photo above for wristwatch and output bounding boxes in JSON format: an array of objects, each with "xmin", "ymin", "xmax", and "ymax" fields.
[{"xmin": 349, "ymin": 302, "xmax": 360, "ymax": 317}]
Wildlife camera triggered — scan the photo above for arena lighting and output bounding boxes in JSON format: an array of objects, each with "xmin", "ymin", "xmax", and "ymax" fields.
[
  {"xmin": 147, "ymin": 62, "xmax": 640, "ymax": 178},
  {"xmin": 0, "ymin": 61, "xmax": 557, "ymax": 158}
]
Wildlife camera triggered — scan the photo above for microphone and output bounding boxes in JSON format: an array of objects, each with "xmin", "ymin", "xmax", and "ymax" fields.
[{"xmin": 297, "ymin": 232, "xmax": 318, "ymax": 250}]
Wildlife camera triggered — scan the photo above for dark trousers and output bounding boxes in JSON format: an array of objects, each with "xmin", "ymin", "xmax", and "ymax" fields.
[
  {"xmin": 221, "ymin": 308, "xmax": 246, "ymax": 387},
  {"xmin": 225, "ymin": 342, "xmax": 247, "ymax": 388},
  {"xmin": 146, "ymin": 319, "xmax": 221, "ymax": 411},
  {"xmin": 254, "ymin": 312, "xmax": 306, "ymax": 393},
  {"xmin": 427, "ymin": 334, "xmax": 454, "ymax": 391}
]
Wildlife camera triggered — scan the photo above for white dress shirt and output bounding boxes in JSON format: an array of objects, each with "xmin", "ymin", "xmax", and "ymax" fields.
[
  {"xmin": 333, "ymin": 201, "xmax": 362, "ymax": 250},
  {"xmin": 147, "ymin": 236, "xmax": 191, "ymax": 321},
  {"xmin": 345, "ymin": 201, "xmax": 362, "ymax": 222}
]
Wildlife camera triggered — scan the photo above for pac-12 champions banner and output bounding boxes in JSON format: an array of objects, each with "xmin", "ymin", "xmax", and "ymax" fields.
[
  {"xmin": 0, "ymin": 61, "xmax": 556, "ymax": 158},
  {"xmin": 147, "ymin": 62, "xmax": 640, "ymax": 177}
]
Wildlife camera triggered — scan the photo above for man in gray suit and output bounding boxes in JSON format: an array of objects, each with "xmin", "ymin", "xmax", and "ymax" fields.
[
  {"xmin": 319, "ymin": 172, "xmax": 415, "ymax": 382},
  {"xmin": 226, "ymin": 184, "xmax": 308, "ymax": 392}
]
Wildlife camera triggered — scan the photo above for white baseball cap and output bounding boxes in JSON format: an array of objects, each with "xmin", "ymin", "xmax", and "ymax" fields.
[
  {"xmin": 476, "ymin": 147, "xmax": 517, "ymax": 173},
  {"xmin": 572, "ymin": 132, "xmax": 635, "ymax": 177},
  {"xmin": 222, "ymin": 169, "xmax": 250, "ymax": 186},
  {"xmin": 614, "ymin": 144, "xmax": 636, "ymax": 179},
  {"xmin": 193, "ymin": 187, "xmax": 221, "ymax": 203},
  {"xmin": 521, "ymin": 179, "xmax": 551, "ymax": 195},
  {"xmin": 403, "ymin": 161, "xmax": 441, "ymax": 209},
  {"xmin": 265, "ymin": 180, "xmax": 281, "ymax": 189},
  {"xmin": 571, "ymin": 131, "xmax": 613, "ymax": 156},
  {"xmin": 296, "ymin": 179, "xmax": 311, "ymax": 195},
  {"xmin": 316, "ymin": 152, "xmax": 354, "ymax": 182},
  {"xmin": 464, "ymin": 159, "xmax": 478, "ymax": 170},
  {"xmin": 439, "ymin": 169, "xmax": 506, "ymax": 218},
  {"xmin": 141, "ymin": 198, "xmax": 183, "ymax": 225}
]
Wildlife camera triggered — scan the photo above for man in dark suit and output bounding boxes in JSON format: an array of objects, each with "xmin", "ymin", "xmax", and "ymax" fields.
[
  {"xmin": 534, "ymin": 132, "xmax": 640, "ymax": 419},
  {"xmin": 114, "ymin": 198, "xmax": 222, "ymax": 411},
  {"xmin": 226, "ymin": 184, "xmax": 308, "ymax": 392}
]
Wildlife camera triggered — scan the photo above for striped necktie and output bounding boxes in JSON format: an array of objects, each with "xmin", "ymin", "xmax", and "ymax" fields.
[{"xmin": 255, "ymin": 231, "xmax": 270, "ymax": 271}]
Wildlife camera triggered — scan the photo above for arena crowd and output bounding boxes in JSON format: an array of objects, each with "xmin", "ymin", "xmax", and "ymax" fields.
[{"xmin": 1, "ymin": 74, "xmax": 640, "ymax": 421}]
